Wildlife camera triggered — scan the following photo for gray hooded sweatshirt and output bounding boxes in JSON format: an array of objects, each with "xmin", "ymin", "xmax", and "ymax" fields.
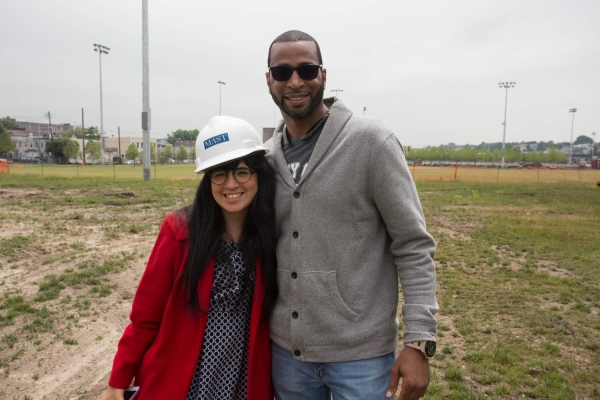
[{"xmin": 266, "ymin": 98, "xmax": 438, "ymax": 363}]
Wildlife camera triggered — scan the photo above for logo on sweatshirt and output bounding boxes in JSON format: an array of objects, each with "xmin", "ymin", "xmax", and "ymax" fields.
[
  {"xmin": 288, "ymin": 162, "xmax": 309, "ymax": 181},
  {"xmin": 204, "ymin": 133, "xmax": 229, "ymax": 150}
]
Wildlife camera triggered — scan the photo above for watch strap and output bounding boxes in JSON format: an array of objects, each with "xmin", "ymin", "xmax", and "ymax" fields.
[{"xmin": 405, "ymin": 341, "xmax": 429, "ymax": 358}]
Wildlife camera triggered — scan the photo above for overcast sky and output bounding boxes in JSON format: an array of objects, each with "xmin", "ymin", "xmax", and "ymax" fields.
[{"xmin": 2, "ymin": 0, "xmax": 599, "ymax": 147}]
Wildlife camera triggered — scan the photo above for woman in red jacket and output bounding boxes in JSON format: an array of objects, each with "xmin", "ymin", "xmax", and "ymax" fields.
[{"xmin": 101, "ymin": 116, "xmax": 277, "ymax": 400}]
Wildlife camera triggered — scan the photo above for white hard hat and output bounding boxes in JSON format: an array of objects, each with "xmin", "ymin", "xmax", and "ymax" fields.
[{"xmin": 194, "ymin": 116, "xmax": 268, "ymax": 173}]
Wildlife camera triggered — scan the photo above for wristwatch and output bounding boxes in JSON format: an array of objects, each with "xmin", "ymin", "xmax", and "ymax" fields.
[{"xmin": 405, "ymin": 341, "xmax": 436, "ymax": 358}]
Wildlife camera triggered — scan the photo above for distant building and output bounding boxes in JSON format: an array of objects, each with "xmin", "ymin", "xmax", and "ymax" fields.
[
  {"xmin": 156, "ymin": 139, "xmax": 169, "ymax": 153},
  {"xmin": 7, "ymin": 130, "xmax": 47, "ymax": 160},
  {"xmin": 262, "ymin": 127, "xmax": 275, "ymax": 142},
  {"xmin": 104, "ymin": 136, "xmax": 157, "ymax": 160},
  {"xmin": 3, "ymin": 116, "xmax": 71, "ymax": 136}
]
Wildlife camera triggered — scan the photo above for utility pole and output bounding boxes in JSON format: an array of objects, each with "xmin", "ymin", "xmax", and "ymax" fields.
[
  {"xmin": 218, "ymin": 81, "xmax": 226, "ymax": 115},
  {"xmin": 142, "ymin": 0, "xmax": 151, "ymax": 181},
  {"xmin": 118, "ymin": 126, "xmax": 122, "ymax": 163},
  {"xmin": 568, "ymin": 108, "xmax": 577, "ymax": 164},
  {"xmin": 45, "ymin": 112, "xmax": 55, "ymax": 163},
  {"xmin": 81, "ymin": 108, "xmax": 86, "ymax": 164},
  {"xmin": 498, "ymin": 82, "xmax": 516, "ymax": 168}
]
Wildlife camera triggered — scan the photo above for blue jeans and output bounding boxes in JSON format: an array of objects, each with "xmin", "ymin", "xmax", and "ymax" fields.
[{"xmin": 271, "ymin": 341, "xmax": 395, "ymax": 400}]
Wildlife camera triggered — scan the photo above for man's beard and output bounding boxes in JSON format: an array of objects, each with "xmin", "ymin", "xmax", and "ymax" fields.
[{"xmin": 271, "ymin": 82, "xmax": 325, "ymax": 120}]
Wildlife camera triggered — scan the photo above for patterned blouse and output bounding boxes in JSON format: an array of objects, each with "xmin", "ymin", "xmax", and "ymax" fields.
[{"xmin": 186, "ymin": 240, "xmax": 255, "ymax": 400}]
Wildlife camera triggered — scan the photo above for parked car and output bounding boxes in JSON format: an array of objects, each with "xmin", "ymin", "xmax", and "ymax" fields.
[
  {"xmin": 17, "ymin": 156, "xmax": 41, "ymax": 164},
  {"xmin": 167, "ymin": 158, "xmax": 176, "ymax": 164},
  {"xmin": 124, "ymin": 159, "xmax": 140, "ymax": 165}
]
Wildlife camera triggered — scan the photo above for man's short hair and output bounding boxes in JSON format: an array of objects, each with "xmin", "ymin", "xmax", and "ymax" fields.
[{"xmin": 267, "ymin": 30, "xmax": 323, "ymax": 67}]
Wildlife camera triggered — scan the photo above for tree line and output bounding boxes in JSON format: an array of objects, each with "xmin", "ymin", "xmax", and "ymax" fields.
[
  {"xmin": 6, "ymin": 119, "xmax": 594, "ymax": 165},
  {"xmin": 405, "ymin": 145, "xmax": 568, "ymax": 164}
]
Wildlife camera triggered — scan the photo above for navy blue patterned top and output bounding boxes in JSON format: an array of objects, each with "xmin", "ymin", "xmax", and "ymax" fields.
[{"xmin": 186, "ymin": 240, "xmax": 255, "ymax": 400}]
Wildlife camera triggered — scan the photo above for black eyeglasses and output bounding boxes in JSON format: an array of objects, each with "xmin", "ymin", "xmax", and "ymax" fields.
[
  {"xmin": 209, "ymin": 167, "xmax": 255, "ymax": 185},
  {"xmin": 269, "ymin": 64, "xmax": 322, "ymax": 82}
]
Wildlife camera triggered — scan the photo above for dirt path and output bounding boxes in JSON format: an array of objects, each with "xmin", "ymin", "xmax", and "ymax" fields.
[{"xmin": 0, "ymin": 185, "xmax": 183, "ymax": 399}]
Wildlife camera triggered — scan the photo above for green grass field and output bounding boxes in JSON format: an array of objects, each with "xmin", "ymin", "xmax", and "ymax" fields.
[
  {"xmin": 418, "ymin": 181, "xmax": 600, "ymax": 399},
  {"xmin": 409, "ymin": 165, "xmax": 600, "ymax": 184},
  {"xmin": 0, "ymin": 173, "xmax": 598, "ymax": 399},
  {"xmin": 4, "ymin": 163, "xmax": 201, "ymax": 180},
  {"xmin": 5, "ymin": 163, "xmax": 600, "ymax": 184}
]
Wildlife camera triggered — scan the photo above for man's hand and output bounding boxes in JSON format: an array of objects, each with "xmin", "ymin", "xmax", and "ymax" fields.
[
  {"xmin": 386, "ymin": 346, "xmax": 430, "ymax": 399},
  {"xmin": 100, "ymin": 386, "xmax": 125, "ymax": 400}
]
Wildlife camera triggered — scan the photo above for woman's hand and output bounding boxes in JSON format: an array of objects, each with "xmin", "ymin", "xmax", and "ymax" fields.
[{"xmin": 100, "ymin": 386, "xmax": 125, "ymax": 400}]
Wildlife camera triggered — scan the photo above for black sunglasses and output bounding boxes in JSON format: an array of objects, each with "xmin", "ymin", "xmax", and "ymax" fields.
[{"xmin": 269, "ymin": 64, "xmax": 322, "ymax": 82}]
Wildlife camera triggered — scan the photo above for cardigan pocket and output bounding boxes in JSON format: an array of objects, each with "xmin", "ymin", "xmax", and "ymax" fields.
[
  {"xmin": 327, "ymin": 271, "xmax": 359, "ymax": 322},
  {"xmin": 300, "ymin": 271, "xmax": 362, "ymax": 346}
]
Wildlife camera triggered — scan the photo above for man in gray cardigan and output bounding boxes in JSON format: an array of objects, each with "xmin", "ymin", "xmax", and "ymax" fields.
[{"xmin": 265, "ymin": 30, "xmax": 438, "ymax": 400}]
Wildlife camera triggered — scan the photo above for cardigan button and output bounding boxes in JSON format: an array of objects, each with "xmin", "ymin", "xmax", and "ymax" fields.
[
  {"xmin": 292, "ymin": 311, "xmax": 298, "ymax": 319},
  {"xmin": 291, "ymin": 272, "xmax": 297, "ymax": 279},
  {"xmin": 294, "ymin": 350, "xmax": 301, "ymax": 356},
  {"xmin": 293, "ymin": 191, "xmax": 300, "ymax": 198},
  {"xmin": 293, "ymin": 231, "xmax": 299, "ymax": 238}
]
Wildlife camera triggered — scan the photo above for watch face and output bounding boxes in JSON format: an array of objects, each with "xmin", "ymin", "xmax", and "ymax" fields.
[{"xmin": 425, "ymin": 341, "xmax": 437, "ymax": 357}]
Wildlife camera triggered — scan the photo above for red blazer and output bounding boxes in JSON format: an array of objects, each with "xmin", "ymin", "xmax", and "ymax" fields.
[{"xmin": 108, "ymin": 214, "xmax": 272, "ymax": 399}]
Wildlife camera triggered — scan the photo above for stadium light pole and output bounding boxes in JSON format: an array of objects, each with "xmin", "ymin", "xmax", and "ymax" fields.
[
  {"xmin": 330, "ymin": 89, "xmax": 343, "ymax": 97},
  {"xmin": 218, "ymin": 81, "xmax": 226, "ymax": 115},
  {"xmin": 591, "ymin": 131, "xmax": 596, "ymax": 160},
  {"xmin": 93, "ymin": 43, "xmax": 110, "ymax": 166},
  {"xmin": 568, "ymin": 108, "xmax": 577, "ymax": 164},
  {"xmin": 498, "ymin": 82, "xmax": 516, "ymax": 168},
  {"xmin": 142, "ymin": 0, "xmax": 151, "ymax": 181}
]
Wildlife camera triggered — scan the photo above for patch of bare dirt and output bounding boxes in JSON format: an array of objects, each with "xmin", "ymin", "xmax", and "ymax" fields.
[
  {"xmin": 428, "ymin": 213, "xmax": 479, "ymax": 243},
  {"xmin": 432, "ymin": 226, "xmax": 472, "ymax": 242},
  {"xmin": 536, "ymin": 260, "xmax": 573, "ymax": 277},
  {"xmin": 0, "ymin": 185, "xmax": 185, "ymax": 399}
]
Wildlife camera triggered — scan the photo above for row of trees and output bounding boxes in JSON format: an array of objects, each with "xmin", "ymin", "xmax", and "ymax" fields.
[
  {"xmin": 156, "ymin": 144, "xmax": 196, "ymax": 162},
  {"xmin": 56, "ymin": 126, "xmax": 197, "ymax": 163},
  {"xmin": 405, "ymin": 146, "xmax": 568, "ymax": 164},
  {"xmin": 165, "ymin": 129, "xmax": 198, "ymax": 145},
  {"xmin": 123, "ymin": 143, "xmax": 195, "ymax": 164},
  {"xmin": 56, "ymin": 126, "xmax": 101, "ymax": 140},
  {"xmin": 443, "ymin": 135, "xmax": 594, "ymax": 153}
]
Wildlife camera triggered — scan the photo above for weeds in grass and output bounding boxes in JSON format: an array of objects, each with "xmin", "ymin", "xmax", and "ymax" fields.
[
  {"xmin": 0, "ymin": 236, "xmax": 33, "ymax": 255},
  {"xmin": 34, "ymin": 252, "xmax": 135, "ymax": 301},
  {"xmin": 417, "ymin": 182, "xmax": 600, "ymax": 398},
  {"xmin": 0, "ymin": 294, "xmax": 37, "ymax": 327}
]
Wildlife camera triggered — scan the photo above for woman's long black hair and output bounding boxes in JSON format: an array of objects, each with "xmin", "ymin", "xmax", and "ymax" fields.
[{"xmin": 179, "ymin": 151, "xmax": 278, "ymax": 315}]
